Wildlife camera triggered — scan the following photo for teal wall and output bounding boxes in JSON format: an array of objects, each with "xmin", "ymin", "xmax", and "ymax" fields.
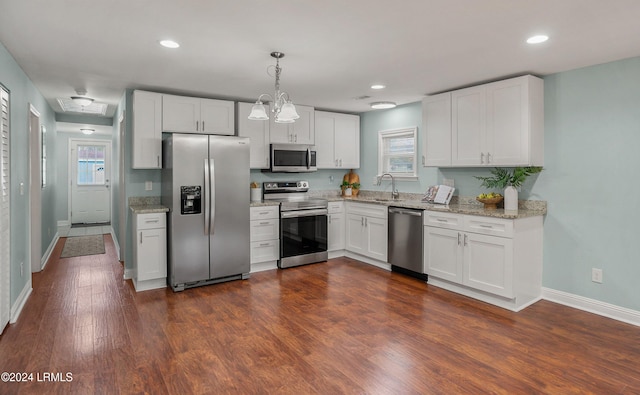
[
  {"xmin": 0, "ymin": 42, "xmax": 57, "ymax": 304},
  {"xmin": 360, "ymin": 57, "xmax": 640, "ymax": 311}
]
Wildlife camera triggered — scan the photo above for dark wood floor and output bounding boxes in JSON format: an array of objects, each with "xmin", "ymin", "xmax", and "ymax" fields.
[{"xmin": 1, "ymin": 235, "xmax": 639, "ymax": 394}]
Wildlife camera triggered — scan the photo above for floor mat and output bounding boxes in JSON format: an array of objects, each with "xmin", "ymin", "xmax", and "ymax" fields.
[{"xmin": 60, "ymin": 235, "xmax": 105, "ymax": 258}]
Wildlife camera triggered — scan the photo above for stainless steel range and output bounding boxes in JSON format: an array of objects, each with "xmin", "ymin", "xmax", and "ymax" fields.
[{"xmin": 263, "ymin": 181, "xmax": 328, "ymax": 269}]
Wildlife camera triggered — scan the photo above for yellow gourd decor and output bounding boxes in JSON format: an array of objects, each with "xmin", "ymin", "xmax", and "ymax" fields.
[{"xmin": 346, "ymin": 169, "xmax": 360, "ymax": 196}]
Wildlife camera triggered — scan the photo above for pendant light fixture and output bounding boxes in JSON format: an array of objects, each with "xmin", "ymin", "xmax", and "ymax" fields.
[{"xmin": 248, "ymin": 51, "xmax": 300, "ymax": 123}]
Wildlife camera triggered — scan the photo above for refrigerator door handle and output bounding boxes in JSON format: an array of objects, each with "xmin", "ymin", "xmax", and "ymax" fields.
[
  {"xmin": 209, "ymin": 158, "xmax": 216, "ymax": 235},
  {"xmin": 306, "ymin": 148, "xmax": 311, "ymax": 169},
  {"xmin": 204, "ymin": 159, "xmax": 211, "ymax": 235}
]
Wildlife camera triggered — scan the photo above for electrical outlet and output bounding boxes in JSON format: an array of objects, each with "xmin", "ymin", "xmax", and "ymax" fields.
[
  {"xmin": 145, "ymin": 181, "xmax": 153, "ymax": 191},
  {"xmin": 372, "ymin": 176, "xmax": 378, "ymax": 185},
  {"xmin": 592, "ymin": 268, "xmax": 603, "ymax": 283},
  {"xmin": 20, "ymin": 261, "xmax": 24, "ymax": 277}
]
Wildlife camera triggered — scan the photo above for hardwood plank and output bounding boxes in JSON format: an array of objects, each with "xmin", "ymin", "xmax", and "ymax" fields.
[{"xmin": 0, "ymin": 235, "xmax": 639, "ymax": 394}]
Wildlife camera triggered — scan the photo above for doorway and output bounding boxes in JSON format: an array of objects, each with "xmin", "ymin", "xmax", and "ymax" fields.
[
  {"xmin": 69, "ymin": 139, "xmax": 111, "ymax": 225},
  {"xmin": 29, "ymin": 105, "xmax": 41, "ymax": 273}
]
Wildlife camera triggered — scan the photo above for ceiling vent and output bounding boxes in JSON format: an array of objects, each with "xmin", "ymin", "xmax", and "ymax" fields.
[{"xmin": 57, "ymin": 98, "xmax": 108, "ymax": 116}]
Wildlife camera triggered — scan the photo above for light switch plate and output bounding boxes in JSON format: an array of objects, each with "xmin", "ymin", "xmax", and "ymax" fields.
[{"xmin": 145, "ymin": 181, "xmax": 152, "ymax": 191}]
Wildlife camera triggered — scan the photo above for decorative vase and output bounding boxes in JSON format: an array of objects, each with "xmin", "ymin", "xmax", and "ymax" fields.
[
  {"xmin": 344, "ymin": 187, "xmax": 353, "ymax": 197},
  {"xmin": 504, "ymin": 186, "xmax": 518, "ymax": 211}
]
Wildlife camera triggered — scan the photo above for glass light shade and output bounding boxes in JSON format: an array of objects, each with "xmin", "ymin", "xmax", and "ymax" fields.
[
  {"xmin": 371, "ymin": 101, "xmax": 397, "ymax": 109},
  {"xmin": 274, "ymin": 115, "xmax": 295, "ymax": 124},
  {"xmin": 248, "ymin": 102, "xmax": 269, "ymax": 120},
  {"xmin": 71, "ymin": 96, "xmax": 94, "ymax": 107},
  {"xmin": 276, "ymin": 101, "xmax": 300, "ymax": 122},
  {"xmin": 80, "ymin": 128, "xmax": 95, "ymax": 135}
]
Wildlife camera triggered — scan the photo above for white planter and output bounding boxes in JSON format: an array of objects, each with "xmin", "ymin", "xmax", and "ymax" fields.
[
  {"xmin": 250, "ymin": 187, "xmax": 262, "ymax": 202},
  {"xmin": 504, "ymin": 186, "xmax": 518, "ymax": 211},
  {"xmin": 344, "ymin": 187, "xmax": 353, "ymax": 197}
]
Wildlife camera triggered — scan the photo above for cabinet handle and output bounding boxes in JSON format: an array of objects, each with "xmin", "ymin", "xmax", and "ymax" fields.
[
  {"xmin": 479, "ymin": 224, "xmax": 493, "ymax": 228},
  {"xmin": 436, "ymin": 218, "xmax": 448, "ymax": 223},
  {"xmin": 294, "ymin": 134, "xmax": 297, "ymax": 143},
  {"xmin": 202, "ymin": 121, "xmax": 205, "ymax": 132},
  {"xmin": 329, "ymin": 215, "xmax": 332, "ymax": 224},
  {"xmin": 457, "ymin": 232, "xmax": 461, "ymax": 246},
  {"xmin": 422, "ymin": 156, "xmax": 425, "ymax": 166},
  {"xmin": 157, "ymin": 155, "xmax": 160, "ymax": 167},
  {"xmin": 487, "ymin": 152, "xmax": 491, "ymax": 164},
  {"xmin": 335, "ymin": 159, "xmax": 338, "ymax": 167},
  {"xmin": 140, "ymin": 232, "xmax": 143, "ymax": 244},
  {"xmin": 259, "ymin": 211, "xmax": 269, "ymax": 215},
  {"xmin": 340, "ymin": 159, "xmax": 343, "ymax": 167},
  {"xmin": 480, "ymin": 152, "xmax": 484, "ymax": 164},
  {"xmin": 145, "ymin": 219, "xmax": 159, "ymax": 223},
  {"xmin": 361, "ymin": 217, "xmax": 364, "ymax": 227},
  {"xmin": 259, "ymin": 221, "xmax": 270, "ymax": 225},
  {"xmin": 196, "ymin": 121, "xmax": 199, "ymax": 132},
  {"xmin": 259, "ymin": 242, "xmax": 270, "ymax": 247},
  {"xmin": 365, "ymin": 217, "xmax": 368, "ymax": 227},
  {"xmin": 464, "ymin": 234, "xmax": 468, "ymax": 246}
]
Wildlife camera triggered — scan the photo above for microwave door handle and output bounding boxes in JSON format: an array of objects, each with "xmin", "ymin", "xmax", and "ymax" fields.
[
  {"xmin": 306, "ymin": 148, "xmax": 311, "ymax": 169},
  {"xmin": 204, "ymin": 159, "xmax": 210, "ymax": 235}
]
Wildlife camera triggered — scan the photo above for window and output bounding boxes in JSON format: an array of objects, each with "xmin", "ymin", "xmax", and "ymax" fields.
[
  {"xmin": 378, "ymin": 127, "xmax": 418, "ymax": 180},
  {"xmin": 77, "ymin": 145, "xmax": 106, "ymax": 185}
]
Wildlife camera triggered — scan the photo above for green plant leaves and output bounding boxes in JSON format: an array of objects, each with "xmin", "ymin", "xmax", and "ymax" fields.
[{"xmin": 474, "ymin": 166, "xmax": 543, "ymax": 189}]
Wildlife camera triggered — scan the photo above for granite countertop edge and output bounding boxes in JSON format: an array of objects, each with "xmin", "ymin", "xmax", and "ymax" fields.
[{"xmin": 129, "ymin": 204, "xmax": 170, "ymax": 214}]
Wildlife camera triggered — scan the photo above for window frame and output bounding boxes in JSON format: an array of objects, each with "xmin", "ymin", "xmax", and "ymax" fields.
[{"xmin": 377, "ymin": 126, "xmax": 418, "ymax": 181}]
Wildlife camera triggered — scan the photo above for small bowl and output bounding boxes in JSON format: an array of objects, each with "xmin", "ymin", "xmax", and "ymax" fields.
[{"xmin": 476, "ymin": 196, "xmax": 503, "ymax": 210}]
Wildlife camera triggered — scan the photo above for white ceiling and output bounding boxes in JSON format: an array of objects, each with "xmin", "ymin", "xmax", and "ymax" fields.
[{"xmin": 1, "ymin": 0, "xmax": 639, "ymax": 119}]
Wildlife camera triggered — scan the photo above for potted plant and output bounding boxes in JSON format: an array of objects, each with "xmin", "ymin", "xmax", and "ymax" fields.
[
  {"xmin": 474, "ymin": 166, "xmax": 543, "ymax": 210},
  {"xmin": 341, "ymin": 180, "xmax": 352, "ymax": 197},
  {"xmin": 351, "ymin": 182, "xmax": 360, "ymax": 197}
]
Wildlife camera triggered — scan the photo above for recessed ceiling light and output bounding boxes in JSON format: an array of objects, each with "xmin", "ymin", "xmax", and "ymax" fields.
[
  {"xmin": 526, "ymin": 35, "xmax": 549, "ymax": 44},
  {"xmin": 371, "ymin": 84, "xmax": 386, "ymax": 90},
  {"xmin": 160, "ymin": 40, "xmax": 180, "ymax": 49},
  {"xmin": 370, "ymin": 101, "xmax": 397, "ymax": 109},
  {"xmin": 80, "ymin": 128, "xmax": 95, "ymax": 135}
]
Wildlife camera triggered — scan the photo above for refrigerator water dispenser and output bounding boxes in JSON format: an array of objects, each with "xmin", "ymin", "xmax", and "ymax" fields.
[{"xmin": 180, "ymin": 186, "xmax": 201, "ymax": 215}]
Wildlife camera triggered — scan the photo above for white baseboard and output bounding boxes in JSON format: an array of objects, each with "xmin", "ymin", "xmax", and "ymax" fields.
[
  {"xmin": 10, "ymin": 279, "xmax": 33, "ymax": 324},
  {"xmin": 250, "ymin": 261, "xmax": 278, "ymax": 273},
  {"xmin": 123, "ymin": 268, "xmax": 134, "ymax": 280},
  {"xmin": 57, "ymin": 220, "xmax": 70, "ymax": 227},
  {"xmin": 41, "ymin": 232, "xmax": 60, "ymax": 271},
  {"xmin": 344, "ymin": 251, "xmax": 391, "ymax": 271},
  {"xmin": 110, "ymin": 229, "xmax": 121, "ymax": 261},
  {"xmin": 542, "ymin": 287, "xmax": 640, "ymax": 327}
]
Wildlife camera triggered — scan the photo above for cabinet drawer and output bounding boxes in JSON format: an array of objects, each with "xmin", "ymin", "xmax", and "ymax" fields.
[
  {"xmin": 250, "ymin": 219, "xmax": 279, "ymax": 242},
  {"xmin": 136, "ymin": 213, "xmax": 166, "ymax": 230},
  {"xmin": 250, "ymin": 206, "xmax": 279, "ymax": 220},
  {"xmin": 250, "ymin": 240, "xmax": 279, "ymax": 264},
  {"xmin": 346, "ymin": 201, "xmax": 387, "ymax": 219},
  {"xmin": 464, "ymin": 216, "xmax": 513, "ymax": 238},
  {"xmin": 328, "ymin": 201, "xmax": 344, "ymax": 214},
  {"xmin": 424, "ymin": 212, "xmax": 463, "ymax": 230}
]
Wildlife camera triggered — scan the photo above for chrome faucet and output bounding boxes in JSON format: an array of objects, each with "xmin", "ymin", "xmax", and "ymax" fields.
[{"xmin": 377, "ymin": 173, "xmax": 399, "ymax": 200}]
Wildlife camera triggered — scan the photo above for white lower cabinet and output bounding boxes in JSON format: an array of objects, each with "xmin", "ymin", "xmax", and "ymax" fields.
[
  {"xmin": 133, "ymin": 212, "xmax": 167, "ymax": 291},
  {"xmin": 328, "ymin": 201, "xmax": 345, "ymax": 252},
  {"xmin": 423, "ymin": 212, "xmax": 542, "ymax": 311},
  {"xmin": 250, "ymin": 206, "xmax": 279, "ymax": 272},
  {"xmin": 345, "ymin": 202, "xmax": 387, "ymax": 262}
]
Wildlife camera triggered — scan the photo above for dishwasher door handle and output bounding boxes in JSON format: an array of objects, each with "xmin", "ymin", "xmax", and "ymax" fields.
[{"xmin": 389, "ymin": 208, "xmax": 422, "ymax": 217}]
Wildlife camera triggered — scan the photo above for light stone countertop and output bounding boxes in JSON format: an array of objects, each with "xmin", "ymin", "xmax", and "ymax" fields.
[
  {"xmin": 129, "ymin": 196, "xmax": 170, "ymax": 214},
  {"xmin": 249, "ymin": 201, "xmax": 281, "ymax": 208}
]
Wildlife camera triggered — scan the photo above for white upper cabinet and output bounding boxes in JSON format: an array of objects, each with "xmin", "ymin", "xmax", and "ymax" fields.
[
  {"xmin": 422, "ymin": 92, "xmax": 452, "ymax": 167},
  {"xmin": 269, "ymin": 104, "xmax": 315, "ymax": 144},
  {"xmin": 237, "ymin": 102, "xmax": 270, "ymax": 169},
  {"xmin": 132, "ymin": 90, "xmax": 163, "ymax": 169},
  {"xmin": 315, "ymin": 111, "xmax": 360, "ymax": 169},
  {"xmin": 422, "ymin": 75, "xmax": 544, "ymax": 167},
  {"xmin": 162, "ymin": 94, "xmax": 234, "ymax": 135}
]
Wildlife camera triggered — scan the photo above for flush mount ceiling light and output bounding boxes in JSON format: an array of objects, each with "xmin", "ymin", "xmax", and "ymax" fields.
[
  {"xmin": 160, "ymin": 39, "xmax": 180, "ymax": 49},
  {"xmin": 248, "ymin": 51, "xmax": 300, "ymax": 123},
  {"xmin": 80, "ymin": 128, "xmax": 95, "ymax": 135},
  {"xmin": 370, "ymin": 101, "xmax": 397, "ymax": 109},
  {"xmin": 527, "ymin": 35, "xmax": 549, "ymax": 44},
  {"xmin": 371, "ymin": 84, "xmax": 386, "ymax": 90},
  {"xmin": 71, "ymin": 89, "xmax": 94, "ymax": 107}
]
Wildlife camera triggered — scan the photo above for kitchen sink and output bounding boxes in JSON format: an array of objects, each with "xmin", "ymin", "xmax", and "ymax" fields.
[{"xmin": 374, "ymin": 198, "xmax": 403, "ymax": 202}]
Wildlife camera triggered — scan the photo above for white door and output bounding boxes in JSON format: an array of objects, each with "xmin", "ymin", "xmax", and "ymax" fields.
[
  {"xmin": 424, "ymin": 227, "xmax": 463, "ymax": 283},
  {"xmin": 463, "ymin": 233, "xmax": 513, "ymax": 298},
  {"xmin": 1, "ymin": 87, "xmax": 10, "ymax": 332},
  {"xmin": 70, "ymin": 140, "xmax": 111, "ymax": 224},
  {"xmin": 365, "ymin": 216, "xmax": 388, "ymax": 261},
  {"xmin": 452, "ymin": 86, "xmax": 485, "ymax": 166}
]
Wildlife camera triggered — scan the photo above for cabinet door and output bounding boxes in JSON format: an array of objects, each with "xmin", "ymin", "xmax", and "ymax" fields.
[
  {"xmin": 162, "ymin": 94, "xmax": 200, "ymax": 132},
  {"xmin": 200, "ymin": 98, "xmax": 235, "ymax": 135},
  {"xmin": 238, "ymin": 102, "xmax": 270, "ymax": 169},
  {"xmin": 463, "ymin": 232, "xmax": 513, "ymax": 298},
  {"xmin": 424, "ymin": 227, "xmax": 463, "ymax": 283},
  {"xmin": 486, "ymin": 78, "xmax": 528, "ymax": 166},
  {"xmin": 137, "ymin": 228, "xmax": 167, "ymax": 281},
  {"xmin": 422, "ymin": 93, "xmax": 452, "ymax": 167},
  {"xmin": 291, "ymin": 105, "xmax": 315, "ymax": 144},
  {"xmin": 365, "ymin": 216, "xmax": 387, "ymax": 261},
  {"xmin": 451, "ymin": 86, "xmax": 485, "ymax": 166},
  {"xmin": 315, "ymin": 111, "xmax": 336, "ymax": 168},
  {"xmin": 328, "ymin": 213, "xmax": 345, "ymax": 251},
  {"xmin": 334, "ymin": 113, "xmax": 360, "ymax": 169},
  {"xmin": 132, "ymin": 90, "xmax": 162, "ymax": 169},
  {"xmin": 269, "ymin": 118, "xmax": 291, "ymax": 143},
  {"xmin": 345, "ymin": 214, "xmax": 365, "ymax": 254}
]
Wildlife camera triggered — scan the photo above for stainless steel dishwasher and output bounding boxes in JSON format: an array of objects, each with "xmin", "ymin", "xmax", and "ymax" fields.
[{"xmin": 388, "ymin": 207, "xmax": 427, "ymax": 281}]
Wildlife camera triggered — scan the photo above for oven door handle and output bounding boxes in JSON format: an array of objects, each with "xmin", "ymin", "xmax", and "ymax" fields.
[{"xmin": 281, "ymin": 209, "xmax": 328, "ymax": 218}]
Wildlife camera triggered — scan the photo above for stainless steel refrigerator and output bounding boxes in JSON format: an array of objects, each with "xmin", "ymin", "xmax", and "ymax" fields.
[{"xmin": 161, "ymin": 133, "xmax": 250, "ymax": 291}]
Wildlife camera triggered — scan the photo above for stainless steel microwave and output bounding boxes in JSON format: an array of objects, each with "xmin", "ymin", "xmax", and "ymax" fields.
[{"xmin": 270, "ymin": 144, "xmax": 317, "ymax": 172}]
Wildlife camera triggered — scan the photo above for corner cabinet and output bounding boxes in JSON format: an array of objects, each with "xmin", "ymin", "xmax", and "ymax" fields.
[
  {"xmin": 162, "ymin": 94, "xmax": 235, "ymax": 135},
  {"xmin": 133, "ymin": 212, "xmax": 167, "ymax": 291},
  {"xmin": 422, "ymin": 75, "xmax": 544, "ymax": 167},
  {"xmin": 423, "ymin": 211, "xmax": 543, "ymax": 311},
  {"xmin": 132, "ymin": 90, "xmax": 163, "ymax": 169},
  {"xmin": 315, "ymin": 111, "xmax": 360, "ymax": 169},
  {"xmin": 238, "ymin": 102, "xmax": 270, "ymax": 169},
  {"xmin": 345, "ymin": 202, "xmax": 387, "ymax": 262},
  {"xmin": 269, "ymin": 105, "xmax": 315, "ymax": 144}
]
